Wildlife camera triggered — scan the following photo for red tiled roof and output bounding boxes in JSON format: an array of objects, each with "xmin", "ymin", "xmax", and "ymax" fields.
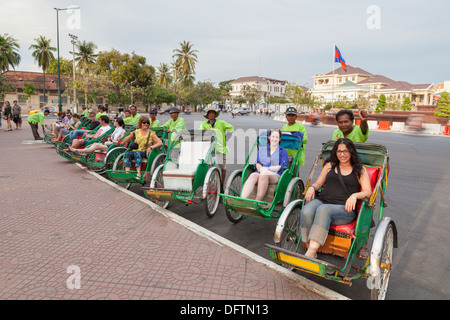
[
  {"xmin": 326, "ymin": 65, "xmax": 373, "ymax": 76},
  {"xmin": 0, "ymin": 71, "xmax": 69, "ymax": 91},
  {"xmin": 357, "ymin": 74, "xmax": 394, "ymax": 85}
]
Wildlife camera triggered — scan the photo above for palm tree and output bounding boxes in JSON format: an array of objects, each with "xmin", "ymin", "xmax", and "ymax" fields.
[
  {"xmin": 0, "ymin": 33, "xmax": 21, "ymax": 72},
  {"xmin": 75, "ymin": 40, "xmax": 98, "ymax": 73},
  {"xmin": 172, "ymin": 41, "xmax": 198, "ymax": 87},
  {"xmin": 156, "ymin": 63, "xmax": 172, "ymax": 89},
  {"xmin": 29, "ymin": 36, "xmax": 56, "ymax": 103}
]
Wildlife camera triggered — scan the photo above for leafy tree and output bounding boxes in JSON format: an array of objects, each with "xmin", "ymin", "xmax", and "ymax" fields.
[
  {"xmin": 0, "ymin": 33, "xmax": 21, "ymax": 72},
  {"xmin": 0, "ymin": 75, "xmax": 13, "ymax": 99},
  {"xmin": 187, "ymin": 81, "xmax": 221, "ymax": 106},
  {"xmin": 47, "ymin": 57, "xmax": 73, "ymax": 75},
  {"xmin": 435, "ymin": 91, "xmax": 450, "ymax": 118},
  {"xmin": 146, "ymin": 85, "xmax": 176, "ymax": 108},
  {"xmin": 172, "ymin": 41, "xmax": 198, "ymax": 87},
  {"xmin": 376, "ymin": 94, "xmax": 386, "ymax": 113},
  {"xmin": 75, "ymin": 40, "xmax": 98, "ymax": 72},
  {"xmin": 401, "ymin": 96, "xmax": 412, "ymax": 111},
  {"xmin": 242, "ymin": 83, "xmax": 262, "ymax": 106},
  {"xmin": 22, "ymin": 82, "xmax": 36, "ymax": 101},
  {"xmin": 156, "ymin": 63, "xmax": 172, "ymax": 89},
  {"xmin": 29, "ymin": 36, "xmax": 56, "ymax": 101}
]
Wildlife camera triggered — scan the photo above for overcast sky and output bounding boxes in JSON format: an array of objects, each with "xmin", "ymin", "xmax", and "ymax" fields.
[{"xmin": 2, "ymin": 0, "xmax": 449, "ymax": 87}]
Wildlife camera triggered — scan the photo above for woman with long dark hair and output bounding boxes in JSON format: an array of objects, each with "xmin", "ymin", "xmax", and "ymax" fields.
[{"xmin": 300, "ymin": 138, "xmax": 372, "ymax": 259}]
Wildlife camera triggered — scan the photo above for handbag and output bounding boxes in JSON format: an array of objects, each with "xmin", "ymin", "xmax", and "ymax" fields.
[{"xmin": 129, "ymin": 130, "xmax": 151, "ymax": 151}]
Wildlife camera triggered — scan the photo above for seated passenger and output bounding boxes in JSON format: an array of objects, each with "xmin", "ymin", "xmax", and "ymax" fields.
[
  {"xmin": 65, "ymin": 112, "xmax": 100, "ymax": 147},
  {"xmin": 241, "ymin": 129, "xmax": 288, "ymax": 202},
  {"xmin": 50, "ymin": 112, "xmax": 69, "ymax": 137},
  {"xmin": 69, "ymin": 117, "xmax": 126, "ymax": 156},
  {"xmin": 52, "ymin": 113, "xmax": 81, "ymax": 142},
  {"xmin": 120, "ymin": 116, "xmax": 163, "ymax": 179},
  {"xmin": 69, "ymin": 115, "xmax": 111, "ymax": 150},
  {"xmin": 300, "ymin": 138, "xmax": 372, "ymax": 259}
]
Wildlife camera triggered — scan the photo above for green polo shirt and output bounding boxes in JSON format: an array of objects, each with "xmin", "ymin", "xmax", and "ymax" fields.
[
  {"xmin": 82, "ymin": 109, "xmax": 89, "ymax": 117},
  {"xmin": 150, "ymin": 119, "xmax": 161, "ymax": 128},
  {"xmin": 281, "ymin": 122, "xmax": 308, "ymax": 166},
  {"xmin": 332, "ymin": 125, "xmax": 369, "ymax": 143},
  {"xmin": 199, "ymin": 119, "xmax": 234, "ymax": 154},
  {"xmin": 123, "ymin": 113, "xmax": 142, "ymax": 125},
  {"xmin": 27, "ymin": 112, "xmax": 45, "ymax": 125},
  {"xmin": 162, "ymin": 117, "xmax": 186, "ymax": 146},
  {"xmin": 96, "ymin": 112, "xmax": 109, "ymax": 119}
]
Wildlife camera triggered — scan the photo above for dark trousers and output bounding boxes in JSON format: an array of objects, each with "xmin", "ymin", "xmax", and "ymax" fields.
[{"xmin": 30, "ymin": 122, "xmax": 41, "ymax": 139}]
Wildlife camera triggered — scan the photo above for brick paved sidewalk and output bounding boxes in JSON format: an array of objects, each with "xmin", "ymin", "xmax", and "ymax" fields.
[{"xmin": 0, "ymin": 121, "xmax": 346, "ymax": 300}]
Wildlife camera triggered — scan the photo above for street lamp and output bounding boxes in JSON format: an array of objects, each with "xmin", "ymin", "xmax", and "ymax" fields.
[
  {"xmin": 54, "ymin": 6, "xmax": 80, "ymax": 112},
  {"xmin": 69, "ymin": 33, "xmax": 78, "ymax": 113}
]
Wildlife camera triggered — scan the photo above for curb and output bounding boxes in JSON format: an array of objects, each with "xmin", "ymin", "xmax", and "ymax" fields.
[{"xmin": 75, "ymin": 163, "xmax": 350, "ymax": 300}]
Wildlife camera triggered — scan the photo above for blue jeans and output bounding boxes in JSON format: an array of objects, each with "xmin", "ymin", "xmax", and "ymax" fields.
[
  {"xmin": 124, "ymin": 151, "xmax": 146, "ymax": 168},
  {"xmin": 69, "ymin": 130, "xmax": 85, "ymax": 144},
  {"xmin": 300, "ymin": 199, "xmax": 356, "ymax": 245}
]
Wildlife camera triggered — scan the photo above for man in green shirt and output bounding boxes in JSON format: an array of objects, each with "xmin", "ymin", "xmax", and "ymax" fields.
[
  {"xmin": 27, "ymin": 109, "xmax": 50, "ymax": 140},
  {"xmin": 332, "ymin": 107, "xmax": 370, "ymax": 260},
  {"xmin": 332, "ymin": 108, "xmax": 369, "ymax": 142},
  {"xmin": 123, "ymin": 104, "xmax": 142, "ymax": 125},
  {"xmin": 95, "ymin": 105, "xmax": 109, "ymax": 119},
  {"xmin": 281, "ymin": 107, "xmax": 308, "ymax": 168},
  {"xmin": 162, "ymin": 107, "xmax": 186, "ymax": 158},
  {"xmin": 81, "ymin": 105, "xmax": 89, "ymax": 118},
  {"xmin": 199, "ymin": 106, "xmax": 234, "ymax": 183},
  {"xmin": 149, "ymin": 108, "xmax": 161, "ymax": 128}
]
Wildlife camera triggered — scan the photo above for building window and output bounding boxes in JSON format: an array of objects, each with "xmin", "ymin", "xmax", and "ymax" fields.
[
  {"xmin": 39, "ymin": 95, "xmax": 48, "ymax": 103},
  {"xmin": 18, "ymin": 94, "xmax": 27, "ymax": 103}
]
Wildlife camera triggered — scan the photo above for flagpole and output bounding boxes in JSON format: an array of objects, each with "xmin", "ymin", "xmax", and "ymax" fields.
[{"xmin": 332, "ymin": 44, "xmax": 335, "ymax": 109}]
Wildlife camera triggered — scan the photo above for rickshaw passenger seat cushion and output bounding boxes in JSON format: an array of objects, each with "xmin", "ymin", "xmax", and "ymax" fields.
[{"xmin": 95, "ymin": 152, "xmax": 106, "ymax": 162}]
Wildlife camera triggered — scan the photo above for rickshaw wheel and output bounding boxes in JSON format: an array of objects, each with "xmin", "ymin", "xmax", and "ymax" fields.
[
  {"xmin": 204, "ymin": 168, "xmax": 221, "ymax": 217},
  {"xmin": 112, "ymin": 153, "xmax": 132, "ymax": 190},
  {"xmin": 152, "ymin": 164, "xmax": 169, "ymax": 209},
  {"xmin": 104, "ymin": 147, "xmax": 127, "ymax": 171},
  {"xmin": 371, "ymin": 224, "xmax": 394, "ymax": 300},
  {"xmin": 150, "ymin": 153, "xmax": 166, "ymax": 177},
  {"xmin": 279, "ymin": 203, "xmax": 302, "ymax": 270},
  {"xmin": 224, "ymin": 171, "xmax": 244, "ymax": 223}
]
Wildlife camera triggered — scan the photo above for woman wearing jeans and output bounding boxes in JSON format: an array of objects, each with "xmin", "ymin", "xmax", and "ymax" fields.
[
  {"xmin": 301, "ymin": 138, "xmax": 372, "ymax": 259},
  {"xmin": 120, "ymin": 116, "xmax": 162, "ymax": 179}
]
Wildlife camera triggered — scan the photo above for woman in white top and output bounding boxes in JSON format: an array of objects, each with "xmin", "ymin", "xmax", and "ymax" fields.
[{"xmin": 70, "ymin": 117, "xmax": 126, "ymax": 156}]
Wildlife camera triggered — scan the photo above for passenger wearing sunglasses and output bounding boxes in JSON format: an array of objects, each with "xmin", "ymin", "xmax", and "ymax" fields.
[{"xmin": 120, "ymin": 116, "xmax": 163, "ymax": 179}]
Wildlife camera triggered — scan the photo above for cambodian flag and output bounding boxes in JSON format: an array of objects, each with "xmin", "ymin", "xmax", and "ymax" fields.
[{"xmin": 334, "ymin": 46, "xmax": 347, "ymax": 72}]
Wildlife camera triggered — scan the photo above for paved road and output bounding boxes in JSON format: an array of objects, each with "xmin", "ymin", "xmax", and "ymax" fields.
[{"xmin": 125, "ymin": 112, "xmax": 450, "ymax": 300}]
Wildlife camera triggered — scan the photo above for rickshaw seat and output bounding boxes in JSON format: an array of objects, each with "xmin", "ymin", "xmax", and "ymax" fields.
[{"xmin": 163, "ymin": 141, "xmax": 211, "ymax": 191}]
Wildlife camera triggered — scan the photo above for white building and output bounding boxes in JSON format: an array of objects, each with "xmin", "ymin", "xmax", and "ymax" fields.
[{"xmin": 229, "ymin": 76, "xmax": 287, "ymax": 102}]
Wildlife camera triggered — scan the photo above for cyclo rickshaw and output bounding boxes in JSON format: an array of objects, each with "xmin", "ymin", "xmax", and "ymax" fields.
[
  {"xmin": 264, "ymin": 141, "xmax": 398, "ymax": 300},
  {"xmin": 105, "ymin": 127, "xmax": 169, "ymax": 189},
  {"xmin": 142, "ymin": 129, "xmax": 221, "ymax": 217},
  {"xmin": 68, "ymin": 129, "xmax": 136, "ymax": 174},
  {"xmin": 219, "ymin": 130, "xmax": 305, "ymax": 223},
  {"xmin": 55, "ymin": 123, "xmax": 115, "ymax": 163},
  {"xmin": 43, "ymin": 116, "xmax": 92, "ymax": 146}
]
